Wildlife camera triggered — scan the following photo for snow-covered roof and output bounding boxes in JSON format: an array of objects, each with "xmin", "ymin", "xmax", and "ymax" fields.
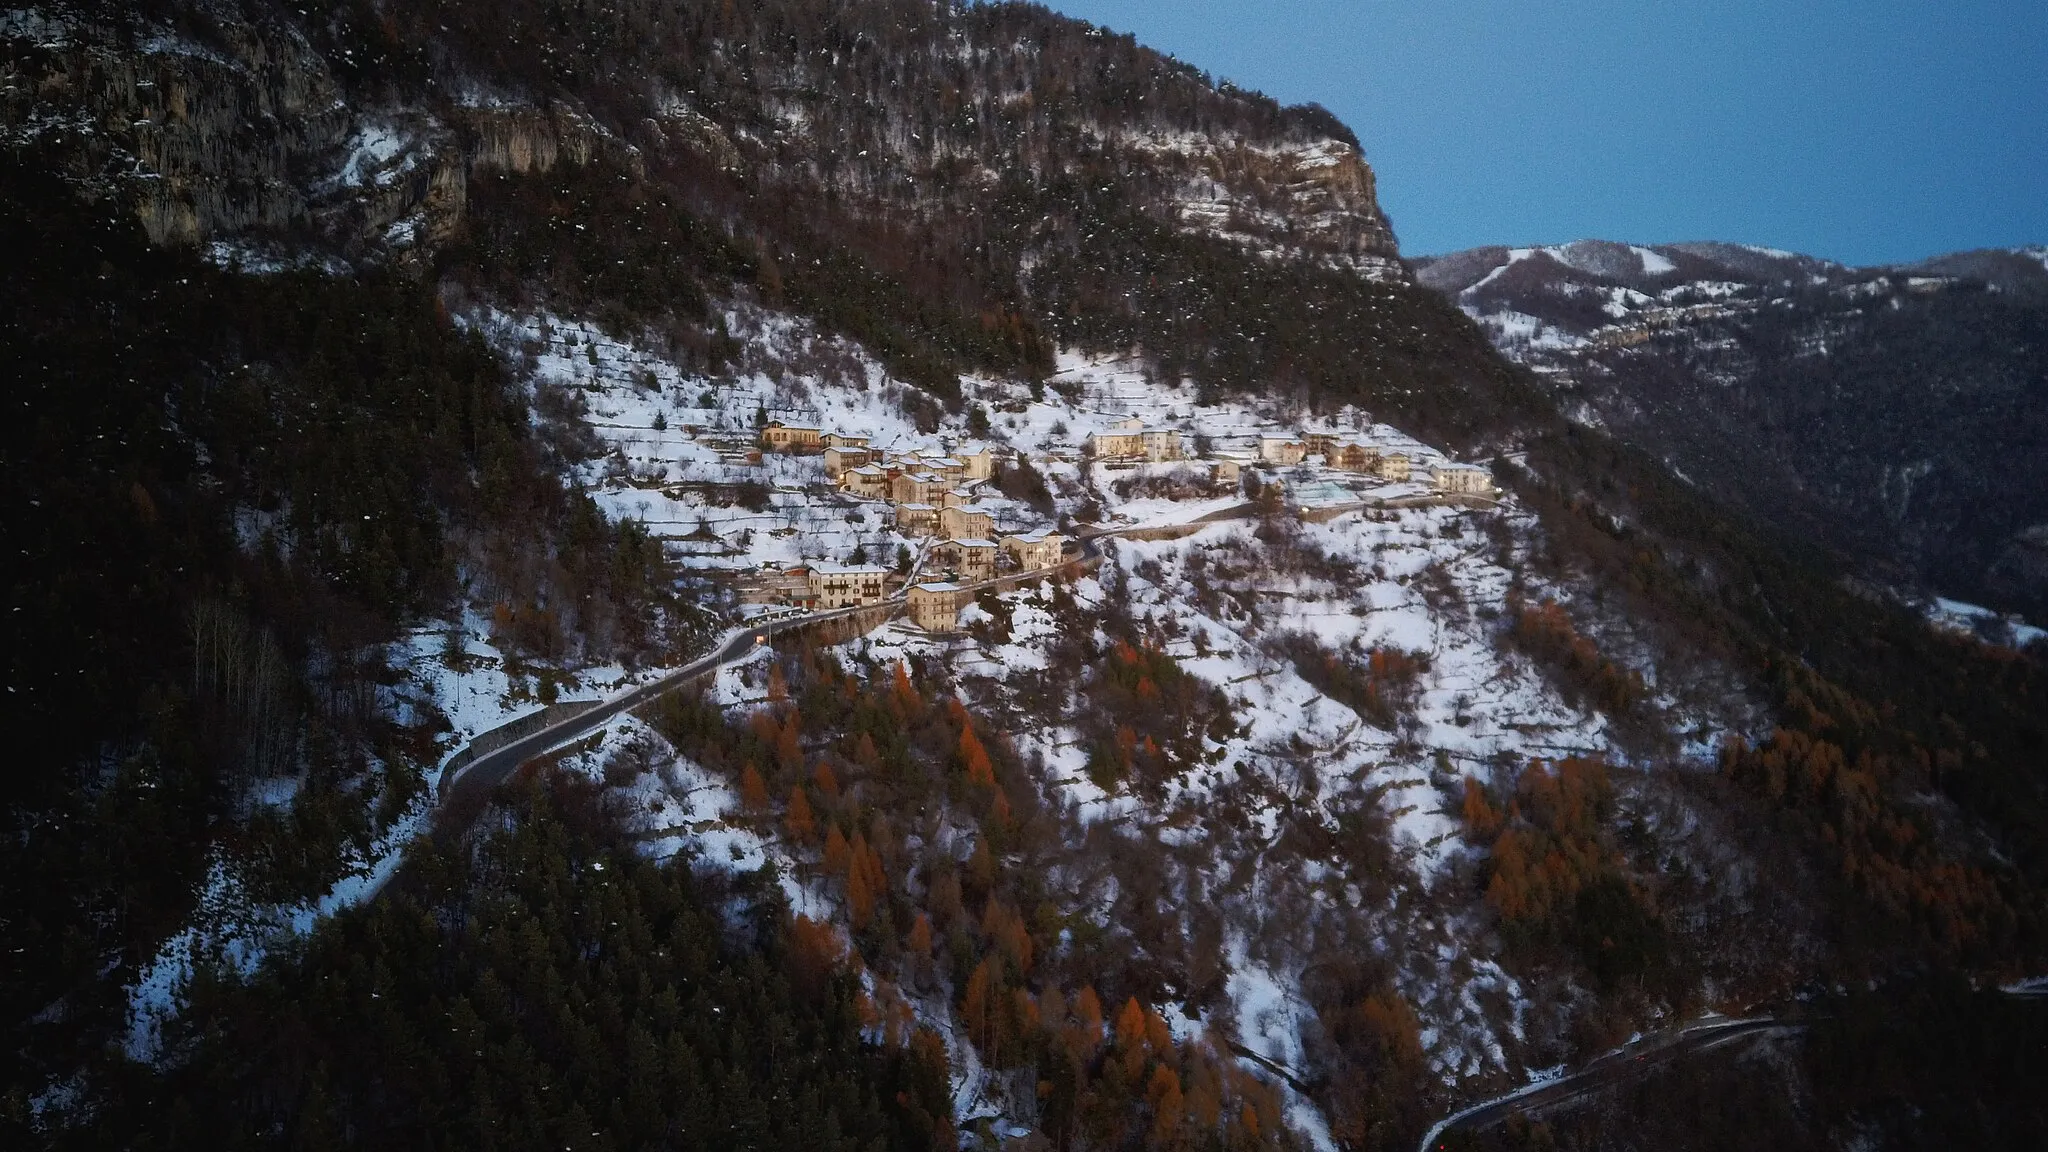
[
  {"xmin": 1431, "ymin": 461, "xmax": 1487, "ymax": 472},
  {"xmin": 1003, "ymin": 530, "xmax": 1061, "ymax": 544},
  {"xmin": 811, "ymin": 563, "xmax": 890, "ymax": 576},
  {"xmin": 898, "ymin": 502, "xmax": 935, "ymax": 511},
  {"xmin": 942, "ymin": 538, "xmax": 996, "ymax": 549},
  {"xmin": 911, "ymin": 581, "xmax": 964, "ymax": 593}
]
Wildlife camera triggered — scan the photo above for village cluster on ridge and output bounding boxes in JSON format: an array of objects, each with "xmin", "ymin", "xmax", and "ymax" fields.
[
  {"xmin": 729, "ymin": 408, "xmax": 1497, "ymax": 633},
  {"xmin": 471, "ymin": 311, "xmax": 1507, "ymax": 643}
]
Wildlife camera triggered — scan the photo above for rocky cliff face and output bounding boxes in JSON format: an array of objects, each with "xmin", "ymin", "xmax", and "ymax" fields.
[
  {"xmin": 0, "ymin": 10, "xmax": 676, "ymax": 262},
  {"xmin": 3, "ymin": 3, "xmax": 1402, "ymax": 281},
  {"xmin": 3, "ymin": 11, "xmax": 353, "ymax": 245},
  {"xmin": 1415, "ymin": 240, "xmax": 2048, "ymax": 619},
  {"xmin": 1121, "ymin": 130, "xmax": 1403, "ymax": 277}
]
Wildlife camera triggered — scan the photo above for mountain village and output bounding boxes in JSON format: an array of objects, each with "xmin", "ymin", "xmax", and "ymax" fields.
[
  {"xmin": 458, "ymin": 305, "xmax": 1629, "ymax": 1137},
  {"xmin": 595, "ymin": 314, "xmax": 1503, "ymax": 639},
  {"xmin": 16, "ymin": 5, "xmax": 2042, "ymax": 1150}
]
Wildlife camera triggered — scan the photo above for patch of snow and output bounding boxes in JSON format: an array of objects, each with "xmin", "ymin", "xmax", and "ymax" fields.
[
  {"xmin": 329, "ymin": 121, "xmax": 415, "ymax": 190},
  {"xmin": 1926, "ymin": 596, "xmax": 2046, "ymax": 650},
  {"xmin": 1635, "ymin": 246, "xmax": 1677, "ymax": 276}
]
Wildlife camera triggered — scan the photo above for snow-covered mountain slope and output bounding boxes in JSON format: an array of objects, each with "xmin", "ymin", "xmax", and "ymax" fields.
[
  {"xmin": 17, "ymin": 4, "xmax": 2048, "ymax": 1147},
  {"xmin": 1413, "ymin": 239, "xmax": 2048, "ymax": 625},
  {"xmin": 432, "ymin": 299, "xmax": 1794, "ymax": 1146}
]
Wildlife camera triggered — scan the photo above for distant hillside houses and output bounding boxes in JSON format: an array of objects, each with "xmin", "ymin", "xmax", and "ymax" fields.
[
  {"xmin": 1235, "ymin": 419, "xmax": 1501, "ymax": 501},
  {"xmin": 1429, "ymin": 461, "xmax": 1495, "ymax": 495},
  {"xmin": 723, "ymin": 401, "xmax": 1487, "ymax": 629},
  {"xmin": 1087, "ymin": 415, "xmax": 1185, "ymax": 462},
  {"xmin": 738, "ymin": 416, "xmax": 1074, "ymax": 608}
]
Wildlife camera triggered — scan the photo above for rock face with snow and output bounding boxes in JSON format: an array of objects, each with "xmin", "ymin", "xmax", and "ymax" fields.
[
  {"xmin": 1415, "ymin": 239, "xmax": 2048, "ymax": 619},
  {"xmin": 3, "ymin": 3, "xmax": 1399, "ymax": 279}
]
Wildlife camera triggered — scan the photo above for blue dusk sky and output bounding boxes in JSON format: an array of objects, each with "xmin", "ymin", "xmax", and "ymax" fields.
[{"xmin": 1045, "ymin": 0, "xmax": 2048, "ymax": 266}]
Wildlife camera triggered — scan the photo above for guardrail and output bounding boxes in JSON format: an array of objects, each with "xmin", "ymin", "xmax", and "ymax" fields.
[{"xmin": 438, "ymin": 698, "xmax": 604, "ymax": 783}]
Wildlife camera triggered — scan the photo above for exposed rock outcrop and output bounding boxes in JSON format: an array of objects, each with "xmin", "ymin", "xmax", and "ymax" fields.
[{"xmin": 2, "ymin": 12, "xmax": 647, "ymax": 260}]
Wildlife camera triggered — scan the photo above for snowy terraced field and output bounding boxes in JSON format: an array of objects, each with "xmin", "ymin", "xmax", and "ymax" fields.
[{"xmin": 438, "ymin": 300, "xmax": 1673, "ymax": 1144}]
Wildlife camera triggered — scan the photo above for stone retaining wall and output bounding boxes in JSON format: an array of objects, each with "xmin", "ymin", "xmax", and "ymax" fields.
[{"xmin": 440, "ymin": 698, "xmax": 603, "ymax": 779}]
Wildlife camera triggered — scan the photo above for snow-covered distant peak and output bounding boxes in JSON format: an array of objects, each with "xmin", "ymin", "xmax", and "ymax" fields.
[
  {"xmin": 1635, "ymin": 246, "xmax": 1677, "ymax": 275},
  {"xmin": 1423, "ymin": 241, "xmax": 1687, "ymax": 299},
  {"xmin": 1734, "ymin": 243, "xmax": 1797, "ymax": 261},
  {"xmin": 1542, "ymin": 239, "xmax": 1679, "ymax": 281}
]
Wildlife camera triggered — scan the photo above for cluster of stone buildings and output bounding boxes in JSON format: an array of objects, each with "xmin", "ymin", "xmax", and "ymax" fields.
[
  {"xmin": 743, "ymin": 415, "xmax": 1487, "ymax": 629},
  {"xmin": 750, "ymin": 421, "xmax": 1071, "ymax": 624},
  {"xmin": 905, "ymin": 530, "xmax": 1075, "ymax": 633},
  {"xmin": 1260, "ymin": 430, "xmax": 1496, "ymax": 497},
  {"xmin": 1079, "ymin": 415, "xmax": 1490, "ymax": 498},
  {"xmin": 1084, "ymin": 417, "xmax": 1187, "ymax": 463},
  {"xmin": 1256, "ymin": 432, "xmax": 1412, "ymax": 481}
]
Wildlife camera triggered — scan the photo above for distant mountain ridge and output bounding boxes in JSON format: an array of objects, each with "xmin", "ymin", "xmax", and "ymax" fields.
[{"xmin": 1415, "ymin": 238, "xmax": 2048, "ymax": 619}]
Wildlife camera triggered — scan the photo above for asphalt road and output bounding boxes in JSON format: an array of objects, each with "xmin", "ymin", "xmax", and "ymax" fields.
[
  {"xmin": 435, "ymin": 603, "xmax": 871, "ymax": 815},
  {"xmin": 1414, "ymin": 1016, "xmax": 1797, "ymax": 1152},
  {"xmin": 432, "ymin": 530, "xmax": 1134, "ymax": 818},
  {"xmin": 431, "ymin": 503, "xmax": 1265, "ymax": 819}
]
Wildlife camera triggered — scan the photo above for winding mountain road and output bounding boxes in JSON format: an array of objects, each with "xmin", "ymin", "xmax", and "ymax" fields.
[
  {"xmin": 431, "ymin": 495, "xmax": 1361, "ymax": 819},
  {"xmin": 431, "ymin": 521, "xmax": 1165, "ymax": 818},
  {"xmin": 1414, "ymin": 1016, "xmax": 1798, "ymax": 1152},
  {"xmin": 437, "ymin": 605, "xmax": 865, "ymax": 815}
]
